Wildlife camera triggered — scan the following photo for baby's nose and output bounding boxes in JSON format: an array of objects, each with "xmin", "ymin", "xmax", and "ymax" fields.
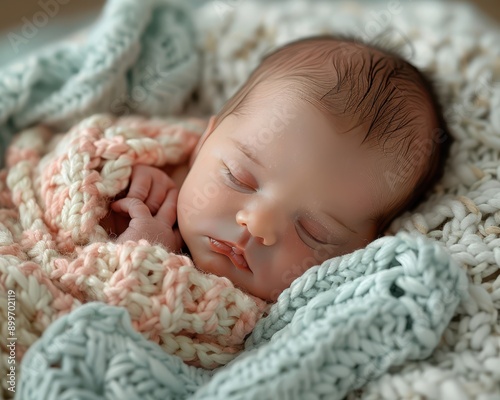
[{"xmin": 235, "ymin": 202, "xmax": 285, "ymax": 246}]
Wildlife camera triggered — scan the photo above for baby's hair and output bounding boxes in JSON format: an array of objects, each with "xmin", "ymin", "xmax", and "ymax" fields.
[{"xmin": 213, "ymin": 34, "xmax": 452, "ymax": 233}]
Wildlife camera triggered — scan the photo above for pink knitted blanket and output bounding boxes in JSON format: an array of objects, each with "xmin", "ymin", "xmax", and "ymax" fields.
[{"xmin": 0, "ymin": 114, "xmax": 269, "ymax": 382}]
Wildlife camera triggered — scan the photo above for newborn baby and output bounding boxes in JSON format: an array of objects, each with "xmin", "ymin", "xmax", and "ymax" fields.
[{"xmin": 101, "ymin": 35, "xmax": 451, "ymax": 302}]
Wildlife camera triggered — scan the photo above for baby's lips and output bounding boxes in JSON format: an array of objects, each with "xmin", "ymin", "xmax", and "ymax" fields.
[{"xmin": 209, "ymin": 238, "xmax": 252, "ymax": 272}]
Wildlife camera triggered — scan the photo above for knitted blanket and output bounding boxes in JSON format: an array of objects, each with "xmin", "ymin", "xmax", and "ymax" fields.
[
  {"xmin": 0, "ymin": 0, "xmax": 498, "ymax": 399},
  {"xmin": 17, "ymin": 233, "xmax": 466, "ymax": 400},
  {"xmin": 0, "ymin": 113, "xmax": 269, "ymax": 380},
  {"xmin": 0, "ymin": 0, "xmax": 200, "ymax": 168}
]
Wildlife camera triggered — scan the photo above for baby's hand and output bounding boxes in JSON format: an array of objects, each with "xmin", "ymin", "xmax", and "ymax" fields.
[
  {"xmin": 126, "ymin": 164, "xmax": 176, "ymax": 215},
  {"xmin": 110, "ymin": 165, "xmax": 183, "ymax": 251},
  {"xmin": 111, "ymin": 194, "xmax": 183, "ymax": 251}
]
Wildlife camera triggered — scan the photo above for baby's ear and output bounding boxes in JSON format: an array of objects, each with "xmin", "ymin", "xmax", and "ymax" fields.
[{"xmin": 189, "ymin": 116, "xmax": 217, "ymax": 167}]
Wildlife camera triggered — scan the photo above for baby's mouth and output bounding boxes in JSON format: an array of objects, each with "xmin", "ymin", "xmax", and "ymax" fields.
[{"xmin": 209, "ymin": 238, "xmax": 251, "ymax": 272}]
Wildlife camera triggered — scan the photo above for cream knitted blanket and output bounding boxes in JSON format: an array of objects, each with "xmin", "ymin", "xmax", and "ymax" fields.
[{"xmin": 188, "ymin": 1, "xmax": 500, "ymax": 398}]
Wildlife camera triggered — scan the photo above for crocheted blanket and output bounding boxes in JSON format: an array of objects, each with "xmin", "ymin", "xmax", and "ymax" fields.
[{"xmin": 0, "ymin": 0, "xmax": 498, "ymax": 399}]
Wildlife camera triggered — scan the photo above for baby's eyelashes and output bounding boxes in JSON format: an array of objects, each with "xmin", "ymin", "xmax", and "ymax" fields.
[
  {"xmin": 221, "ymin": 164, "xmax": 255, "ymax": 192},
  {"xmin": 295, "ymin": 220, "xmax": 344, "ymax": 250}
]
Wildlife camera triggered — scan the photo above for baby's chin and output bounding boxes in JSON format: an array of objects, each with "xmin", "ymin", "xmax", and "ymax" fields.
[
  {"xmin": 179, "ymin": 237, "xmax": 278, "ymax": 301},
  {"xmin": 183, "ymin": 245, "xmax": 215, "ymax": 276}
]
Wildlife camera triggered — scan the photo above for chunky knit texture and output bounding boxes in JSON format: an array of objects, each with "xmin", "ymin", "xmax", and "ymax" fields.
[
  {"xmin": 0, "ymin": 0, "xmax": 498, "ymax": 399},
  {"xmin": 0, "ymin": 113, "xmax": 269, "ymax": 398},
  {"xmin": 17, "ymin": 233, "xmax": 467, "ymax": 400},
  {"xmin": 0, "ymin": 0, "xmax": 199, "ymax": 168}
]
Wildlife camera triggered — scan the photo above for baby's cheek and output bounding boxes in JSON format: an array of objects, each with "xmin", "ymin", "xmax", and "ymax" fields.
[
  {"xmin": 267, "ymin": 262, "xmax": 311, "ymax": 302},
  {"xmin": 313, "ymin": 245, "xmax": 339, "ymax": 263},
  {"xmin": 288, "ymin": 245, "xmax": 338, "ymax": 281},
  {"xmin": 274, "ymin": 247, "xmax": 317, "ymax": 287}
]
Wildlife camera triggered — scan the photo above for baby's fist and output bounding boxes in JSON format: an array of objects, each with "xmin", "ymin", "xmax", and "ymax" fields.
[{"xmin": 111, "ymin": 192, "xmax": 182, "ymax": 252}]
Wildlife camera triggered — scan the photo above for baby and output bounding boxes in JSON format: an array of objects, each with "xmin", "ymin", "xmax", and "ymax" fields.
[{"xmin": 100, "ymin": 35, "xmax": 451, "ymax": 302}]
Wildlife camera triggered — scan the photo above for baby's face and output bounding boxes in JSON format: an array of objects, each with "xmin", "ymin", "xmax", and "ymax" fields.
[{"xmin": 178, "ymin": 94, "xmax": 392, "ymax": 301}]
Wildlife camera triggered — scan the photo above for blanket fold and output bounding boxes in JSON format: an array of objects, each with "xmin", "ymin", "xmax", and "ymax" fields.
[
  {"xmin": 0, "ymin": 0, "xmax": 200, "ymax": 168},
  {"xmin": 16, "ymin": 233, "xmax": 467, "ymax": 400},
  {"xmin": 0, "ymin": 113, "xmax": 269, "ymax": 397}
]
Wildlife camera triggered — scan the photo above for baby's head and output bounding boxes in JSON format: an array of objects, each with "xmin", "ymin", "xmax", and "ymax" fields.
[{"xmin": 178, "ymin": 35, "xmax": 451, "ymax": 301}]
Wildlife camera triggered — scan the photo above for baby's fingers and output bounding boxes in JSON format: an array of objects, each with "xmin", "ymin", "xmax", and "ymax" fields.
[
  {"xmin": 127, "ymin": 172, "xmax": 152, "ymax": 202},
  {"xmin": 145, "ymin": 175, "xmax": 176, "ymax": 215},
  {"xmin": 112, "ymin": 198, "xmax": 152, "ymax": 219},
  {"xmin": 156, "ymin": 188, "xmax": 178, "ymax": 226}
]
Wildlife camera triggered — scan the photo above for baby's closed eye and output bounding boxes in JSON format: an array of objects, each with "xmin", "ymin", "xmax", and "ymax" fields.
[
  {"xmin": 221, "ymin": 163, "xmax": 256, "ymax": 192},
  {"xmin": 296, "ymin": 218, "xmax": 345, "ymax": 249}
]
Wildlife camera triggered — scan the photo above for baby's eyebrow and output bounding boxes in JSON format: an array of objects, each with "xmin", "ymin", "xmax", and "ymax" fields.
[{"xmin": 230, "ymin": 138, "xmax": 264, "ymax": 168}]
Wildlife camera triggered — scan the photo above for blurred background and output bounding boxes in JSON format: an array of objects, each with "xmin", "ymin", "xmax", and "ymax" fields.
[
  {"xmin": 1, "ymin": 0, "xmax": 499, "ymax": 31},
  {"xmin": 0, "ymin": 0, "xmax": 498, "ymax": 67},
  {"xmin": 0, "ymin": 0, "xmax": 105, "ymax": 32}
]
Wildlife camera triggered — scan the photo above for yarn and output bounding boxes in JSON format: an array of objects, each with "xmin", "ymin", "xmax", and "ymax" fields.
[
  {"xmin": 16, "ymin": 233, "xmax": 467, "ymax": 400},
  {"xmin": 18, "ymin": 303, "xmax": 214, "ymax": 400},
  {"xmin": 1, "ymin": 0, "xmax": 499, "ymax": 399},
  {"xmin": 0, "ymin": 0, "xmax": 200, "ymax": 168},
  {"xmin": 0, "ymin": 113, "xmax": 269, "ymax": 398}
]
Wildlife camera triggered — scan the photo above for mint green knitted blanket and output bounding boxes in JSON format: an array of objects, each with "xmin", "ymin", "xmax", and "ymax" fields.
[
  {"xmin": 17, "ymin": 233, "xmax": 467, "ymax": 400},
  {"xmin": 0, "ymin": 0, "xmax": 199, "ymax": 167},
  {"xmin": 1, "ymin": 0, "xmax": 468, "ymax": 399}
]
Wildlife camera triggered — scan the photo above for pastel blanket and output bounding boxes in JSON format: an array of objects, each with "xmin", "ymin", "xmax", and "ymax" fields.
[
  {"xmin": 0, "ymin": 113, "xmax": 468, "ymax": 400},
  {"xmin": 1, "ymin": 0, "xmax": 492, "ymax": 398},
  {"xmin": 14, "ymin": 233, "xmax": 467, "ymax": 400},
  {"xmin": 0, "ymin": 113, "xmax": 269, "ymax": 385}
]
